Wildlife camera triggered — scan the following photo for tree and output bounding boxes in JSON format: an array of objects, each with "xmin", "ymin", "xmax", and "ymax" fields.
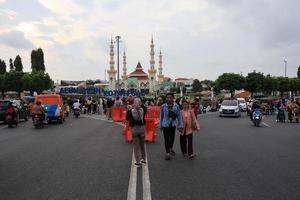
[
  {"xmin": 0, "ymin": 74, "xmax": 5, "ymax": 99},
  {"xmin": 244, "ymin": 71, "xmax": 265, "ymax": 97},
  {"xmin": 215, "ymin": 73, "xmax": 245, "ymax": 98},
  {"xmin": 201, "ymin": 80, "xmax": 215, "ymax": 90},
  {"xmin": 297, "ymin": 66, "xmax": 300, "ymax": 78},
  {"xmin": 9, "ymin": 58, "xmax": 14, "ymax": 71},
  {"xmin": 23, "ymin": 71, "xmax": 54, "ymax": 94},
  {"xmin": 31, "ymin": 48, "xmax": 45, "ymax": 71},
  {"xmin": 263, "ymin": 74, "xmax": 278, "ymax": 96},
  {"xmin": 289, "ymin": 78, "xmax": 300, "ymax": 98},
  {"xmin": 277, "ymin": 77, "xmax": 290, "ymax": 97},
  {"xmin": 4, "ymin": 71, "xmax": 24, "ymax": 97},
  {"xmin": 192, "ymin": 79, "xmax": 203, "ymax": 93},
  {"xmin": 14, "ymin": 55, "xmax": 23, "ymax": 72},
  {"xmin": 0, "ymin": 59, "xmax": 6, "ymax": 74}
]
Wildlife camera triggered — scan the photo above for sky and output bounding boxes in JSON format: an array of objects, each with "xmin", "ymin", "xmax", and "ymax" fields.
[{"xmin": 0, "ymin": 0, "xmax": 300, "ymax": 82}]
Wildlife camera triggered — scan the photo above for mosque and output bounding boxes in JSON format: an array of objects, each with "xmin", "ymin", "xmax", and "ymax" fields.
[{"xmin": 107, "ymin": 37, "xmax": 165, "ymax": 93}]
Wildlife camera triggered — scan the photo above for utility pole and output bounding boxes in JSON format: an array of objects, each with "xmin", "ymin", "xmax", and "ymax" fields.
[{"xmin": 284, "ymin": 59, "xmax": 287, "ymax": 77}]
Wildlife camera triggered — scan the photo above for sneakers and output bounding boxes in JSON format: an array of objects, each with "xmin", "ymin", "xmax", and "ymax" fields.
[
  {"xmin": 140, "ymin": 159, "xmax": 147, "ymax": 164},
  {"xmin": 134, "ymin": 162, "xmax": 141, "ymax": 167},
  {"xmin": 188, "ymin": 154, "xmax": 195, "ymax": 160},
  {"xmin": 165, "ymin": 154, "xmax": 171, "ymax": 160},
  {"xmin": 170, "ymin": 149, "xmax": 176, "ymax": 156}
]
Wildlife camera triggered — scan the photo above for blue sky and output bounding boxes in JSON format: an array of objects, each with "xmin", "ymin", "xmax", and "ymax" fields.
[{"xmin": 0, "ymin": 0, "xmax": 299, "ymax": 82}]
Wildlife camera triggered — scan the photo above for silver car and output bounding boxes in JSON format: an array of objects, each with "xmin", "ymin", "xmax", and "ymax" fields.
[{"xmin": 219, "ymin": 100, "xmax": 241, "ymax": 117}]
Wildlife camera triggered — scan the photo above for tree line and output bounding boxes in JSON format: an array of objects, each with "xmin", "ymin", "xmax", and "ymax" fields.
[
  {"xmin": 192, "ymin": 67, "xmax": 300, "ymax": 98},
  {"xmin": 0, "ymin": 48, "xmax": 54, "ymax": 99}
]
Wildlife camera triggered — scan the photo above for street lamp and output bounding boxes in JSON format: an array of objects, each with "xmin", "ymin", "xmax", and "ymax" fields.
[
  {"xmin": 115, "ymin": 36, "xmax": 121, "ymax": 90},
  {"xmin": 284, "ymin": 59, "xmax": 287, "ymax": 77}
]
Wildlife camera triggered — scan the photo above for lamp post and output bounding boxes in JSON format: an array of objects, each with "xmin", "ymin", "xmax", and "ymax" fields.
[
  {"xmin": 115, "ymin": 36, "xmax": 121, "ymax": 90},
  {"xmin": 284, "ymin": 59, "xmax": 287, "ymax": 77}
]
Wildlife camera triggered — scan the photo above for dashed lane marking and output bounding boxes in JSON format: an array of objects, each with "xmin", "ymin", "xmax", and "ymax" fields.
[{"xmin": 262, "ymin": 122, "xmax": 271, "ymax": 128}]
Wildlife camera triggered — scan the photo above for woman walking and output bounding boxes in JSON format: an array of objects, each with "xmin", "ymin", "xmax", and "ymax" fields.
[
  {"xmin": 126, "ymin": 98, "xmax": 147, "ymax": 167},
  {"xmin": 160, "ymin": 93, "xmax": 183, "ymax": 160},
  {"xmin": 180, "ymin": 100, "xmax": 200, "ymax": 160},
  {"xmin": 98, "ymin": 98, "xmax": 104, "ymax": 115}
]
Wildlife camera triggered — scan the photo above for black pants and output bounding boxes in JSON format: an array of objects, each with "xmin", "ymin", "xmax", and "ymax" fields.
[
  {"xmin": 180, "ymin": 132, "xmax": 193, "ymax": 156},
  {"xmin": 163, "ymin": 125, "xmax": 176, "ymax": 153}
]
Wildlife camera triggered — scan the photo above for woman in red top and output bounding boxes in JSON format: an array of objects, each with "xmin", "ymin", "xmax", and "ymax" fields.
[{"xmin": 179, "ymin": 100, "xmax": 200, "ymax": 160}]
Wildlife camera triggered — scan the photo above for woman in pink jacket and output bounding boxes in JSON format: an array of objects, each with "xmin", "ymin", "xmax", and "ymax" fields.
[{"xmin": 180, "ymin": 100, "xmax": 200, "ymax": 160}]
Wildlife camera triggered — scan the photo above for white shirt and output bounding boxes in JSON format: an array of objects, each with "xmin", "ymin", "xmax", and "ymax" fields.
[{"xmin": 73, "ymin": 102, "xmax": 80, "ymax": 109}]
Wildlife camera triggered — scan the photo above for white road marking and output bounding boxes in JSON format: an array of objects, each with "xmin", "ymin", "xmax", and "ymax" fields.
[
  {"xmin": 83, "ymin": 114, "xmax": 152, "ymax": 199},
  {"xmin": 143, "ymin": 145, "xmax": 152, "ymax": 200},
  {"xmin": 81, "ymin": 115, "xmax": 125, "ymax": 127},
  {"xmin": 262, "ymin": 122, "xmax": 271, "ymax": 128},
  {"xmin": 127, "ymin": 151, "xmax": 137, "ymax": 200}
]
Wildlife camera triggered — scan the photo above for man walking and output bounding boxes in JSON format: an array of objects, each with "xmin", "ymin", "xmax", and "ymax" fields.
[{"xmin": 160, "ymin": 93, "xmax": 183, "ymax": 160}]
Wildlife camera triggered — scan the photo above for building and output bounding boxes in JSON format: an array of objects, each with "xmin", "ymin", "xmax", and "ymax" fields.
[
  {"xmin": 174, "ymin": 77, "xmax": 193, "ymax": 93},
  {"xmin": 107, "ymin": 36, "xmax": 165, "ymax": 93}
]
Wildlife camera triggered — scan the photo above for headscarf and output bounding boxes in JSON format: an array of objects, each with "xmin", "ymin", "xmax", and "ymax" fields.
[{"xmin": 131, "ymin": 98, "xmax": 144, "ymax": 122}]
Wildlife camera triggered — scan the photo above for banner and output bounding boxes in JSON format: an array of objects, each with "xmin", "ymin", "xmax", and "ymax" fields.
[{"xmin": 59, "ymin": 87, "xmax": 146, "ymax": 97}]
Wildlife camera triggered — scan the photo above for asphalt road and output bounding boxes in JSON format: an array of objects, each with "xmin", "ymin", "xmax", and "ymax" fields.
[{"xmin": 0, "ymin": 112, "xmax": 299, "ymax": 200}]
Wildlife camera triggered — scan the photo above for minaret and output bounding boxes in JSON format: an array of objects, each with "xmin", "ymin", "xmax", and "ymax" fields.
[
  {"xmin": 157, "ymin": 49, "xmax": 164, "ymax": 82},
  {"xmin": 148, "ymin": 35, "xmax": 157, "ymax": 93},
  {"xmin": 122, "ymin": 49, "xmax": 128, "ymax": 81},
  {"xmin": 107, "ymin": 37, "xmax": 117, "ymax": 90},
  {"xmin": 150, "ymin": 36, "xmax": 155, "ymax": 70}
]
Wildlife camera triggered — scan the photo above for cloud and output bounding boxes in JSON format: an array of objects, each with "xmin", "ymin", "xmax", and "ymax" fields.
[
  {"xmin": 211, "ymin": 0, "xmax": 300, "ymax": 49},
  {"xmin": 0, "ymin": 31, "xmax": 34, "ymax": 49},
  {"xmin": 39, "ymin": 0, "xmax": 85, "ymax": 15},
  {"xmin": 0, "ymin": 0, "xmax": 51, "ymax": 23},
  {"xmin": 0, "ymin": 0, "xmax": 300, "ymax": 80}
]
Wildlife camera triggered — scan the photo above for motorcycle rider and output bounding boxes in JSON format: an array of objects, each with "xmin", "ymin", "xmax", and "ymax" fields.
[
  {"xmin": 73, "ymin": 100, "xmax": 81, "ymax": 115},
  {"xmin": 6, "ymin": 102, "xmax": 18, "ymax": 123},
  {"xmin": 73, "ymin": 100, "xmax": 81, "ymax": 110},
  {"xmin": 31, "ymin": 101, "xmax": 46, "ymax": 122},
  {"xmin": 250, "ymin": 100, "xmax": 261, "ymax": 120},
  {"xmin": 288, "ymin": 99, "xmax": 299, "ymax": 122},
  {"xmin": 276, "ymin": 100, "xmax": 285, "ymax": 121}
]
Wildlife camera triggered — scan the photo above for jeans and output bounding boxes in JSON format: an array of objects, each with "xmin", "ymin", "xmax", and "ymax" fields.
[
  {"xmin": 163, "ymin": 125, "xmax": 176, "ymax": 154},
  {"xmin": 132, "ymin": 125, "xmax": 146, "ymax": 162}
]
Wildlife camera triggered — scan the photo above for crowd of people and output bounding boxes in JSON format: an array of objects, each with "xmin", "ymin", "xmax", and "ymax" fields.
[{"xmin": 61, "ymin": 94, "xmax": 202, "ymax": 167}]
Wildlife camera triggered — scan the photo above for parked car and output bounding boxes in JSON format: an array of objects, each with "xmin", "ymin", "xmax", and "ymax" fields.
[
  {"xmin": 0, "ymin": 100, "xmax": 28, "ymax": 122},
  {"xmin": 219, "ymin": 99, "xmax": 241, "ymax": 117}
]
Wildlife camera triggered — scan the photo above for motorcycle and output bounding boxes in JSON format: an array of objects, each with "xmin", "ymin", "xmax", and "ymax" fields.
[
  {"xmin": 73, "ymin": 108, "xmax": 80, "ymax": 118},
  {"xmin": 5, "ymin": 113, "xmax": 18, "ymax": 128},
  {"xmin": 289, "ymin": 107, "xmax": 300, "ymax": 123},
  {"xmin": 277, "ymin": 108, "xmax": 285, "ymax": 123},
  {"xmin": 32, "ymin": 114, "xmax": 44, "ymax": 129},
  {"xmin": 252, "ymin": 109, "xmax": 262, "ymax": 127}
]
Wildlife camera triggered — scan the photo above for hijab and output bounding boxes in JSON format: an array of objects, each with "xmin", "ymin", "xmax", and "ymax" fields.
[{"xmin": 131, "ymin": 98, "xmax": 144, "ymax": 122}]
